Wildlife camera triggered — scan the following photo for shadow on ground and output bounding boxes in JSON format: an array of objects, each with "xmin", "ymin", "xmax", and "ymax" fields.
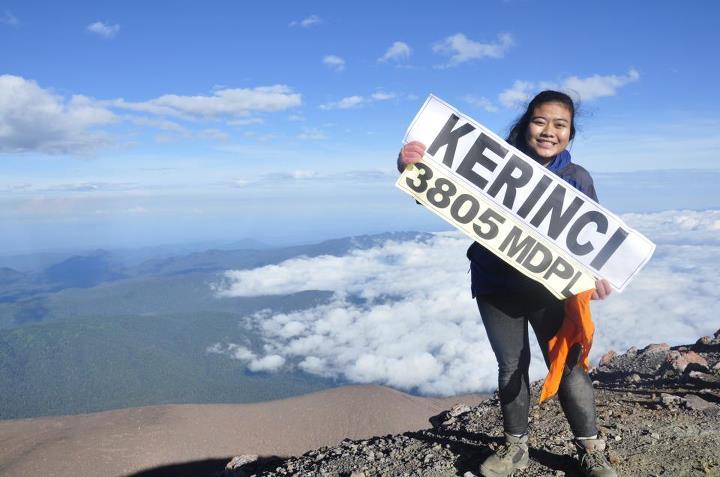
[{"xmin": 125, "ymin": 457, "xmax": 232, "ymax": 477}]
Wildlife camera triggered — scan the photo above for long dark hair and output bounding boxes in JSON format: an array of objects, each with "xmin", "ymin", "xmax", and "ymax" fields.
[{"xmin": 506, "ymin": 90, "xmax": 577, "ymax": 152}]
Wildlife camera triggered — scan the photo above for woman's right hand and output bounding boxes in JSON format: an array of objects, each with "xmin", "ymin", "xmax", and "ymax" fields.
[{"xmin": 397, "ymin": 141, "xmax": 426, "ymax": 172}]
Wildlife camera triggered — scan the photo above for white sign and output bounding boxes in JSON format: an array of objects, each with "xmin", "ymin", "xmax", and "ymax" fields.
[{"xmin": 396, "ymin": 95, "xmax": 655, "ymax": 298}]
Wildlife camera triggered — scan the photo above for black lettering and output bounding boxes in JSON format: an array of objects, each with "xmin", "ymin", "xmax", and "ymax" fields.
[
  {"xmin": 405, "ymin": 162, "xmax": 433, "ymax": 193},
  {"xmin": 426, "ymin": 177, "xmax": 457, "ymax": 208},
  {"xmin": 427, "ymin": 114, "xmax": 476, "ymax": 167},
  {"xmin": 450, "ymin": 194, "xmax": 480, "ymax": 224},
  {"xmin": 543, "ymin": 256, "xmax": 575, "ymax": 281},
  {"xmin": 473, "ymin": 208, "xmax": 506, "ymax": 240},
  {"xmin": 498, "ymin": 226, "xmax": 536, "ymax": 263},
  {"xmin": 529, "ymin": 184, "xmax": 585, "ymax": 239},
  {"xmin": 486, "ymin": 155, "xmax": 533, "ymax": 209},
  {"xmin": 590, "ymin": 227, "xmax": 629, "ymax": 270},
  {"xmin": 517, "ymin": 175, "xmax": 552, "ymax": 218},
  {"xmin": 521, "ymin": 242, "xmax": 553, "ymax": 273},
  {"xmin": 561, "ymin": 270, "xmax": 583, "ymax": 298},
  {"xmin": 566, "ymin": 211, "xmax": 609, "ymax": 256},
  {"xmin": 455, "ymin": 133, "xmax": 506, "ymax": 189}
]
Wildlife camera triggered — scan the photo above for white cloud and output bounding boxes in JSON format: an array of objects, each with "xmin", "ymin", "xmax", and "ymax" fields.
[
  {"xmin": 198, "ymin": 128, "xmax": 230, "ymax": 141},
  {"xmin": 111, "ymin": 85, "xmax": 301, "ymax": 119},
  {"xmin": 371, "ymin": 91, "xmax": 395, "ymax": 101},
  {"xmin": 87, "ymin": 21, "xmax": 120, "ymax": 39},
  {"xmin": 212, "ymin": 210, "xmax": 720, "ymax": 395},
  {"xmin": 289, "ymin": 14, "xmax": 322, "ymax": 28},
  {"xmin": 323, "ymin": 55, "xmax": 346, "ymax": 72},
  {"xmin": 320, "ymin": 91, "xmax": 396, "ymax": 110},
  {"xmin": 433, "ymin": 33, "xmax": 513, "ymax": 68},
  {"xmin": 207, "ymin": 344, "xmax": 286, "ymax": 372},
  {"xmin": 379, "ymin": 41, "xmax": 411, "ymax": 62},
  {"xmin": 320, "ymin": 95, "xmax": 365, "ymax": 110},
  {"xmin": 228, "ymin": 117, "xmax": 264, "ymax": 126},
  {"xmin": 498, "ymin": 69, "xmax": 639, "ymax": 108},
  {"xmin": 297, "ymin": 128, "xmax": 326, "ymax": 140},
  {"xmin": 127, "ymin": 116, "xmax": 188, "ymax": 133},
  {"xmin": 0, "ymin": 75, "xmax": 116, "ymax": 154},
  {"xmin": 498, "ymin": 80, "xmax": 550, "ymax": 109},
  {"xmin": 463, "ymin": 95, "xmax": 499, "ymax": 113},
  {"xmin": 562, "ymin": 68, "xmax": 640, "ymax": 102},
  {"xmin": 1, "ymin": 10, "xmax": 18, "ymax": 25}
]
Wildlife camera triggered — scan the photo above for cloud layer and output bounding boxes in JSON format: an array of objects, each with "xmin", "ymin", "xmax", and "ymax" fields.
[{"xmin": 212, "ymin": 209, "xmax": 720, "ymax": 396}]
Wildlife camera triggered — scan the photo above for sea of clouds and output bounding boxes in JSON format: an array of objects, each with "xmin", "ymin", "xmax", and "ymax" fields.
[{"xmin": 210, "ymin": 209, "xmax": 720, "ymax": 396}]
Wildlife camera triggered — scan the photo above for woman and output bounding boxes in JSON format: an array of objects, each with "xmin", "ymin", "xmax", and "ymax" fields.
[{"xmin": 398, "ymin": 91, "xmax": 617, "ymax": 477}]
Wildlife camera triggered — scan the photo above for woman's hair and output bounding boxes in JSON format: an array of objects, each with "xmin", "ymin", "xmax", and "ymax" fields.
[{"xmin": 506, "ymin": 90, "xmax": 576, "ymax": 151}]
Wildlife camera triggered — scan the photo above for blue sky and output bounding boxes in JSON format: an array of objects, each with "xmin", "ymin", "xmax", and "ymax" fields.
[{"xmin": 1, "ymin": 0, "xmax": 719, "ymax": 252}]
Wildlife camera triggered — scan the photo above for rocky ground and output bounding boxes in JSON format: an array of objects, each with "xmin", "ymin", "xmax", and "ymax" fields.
[{"xmin": 222, "ymin": 330, "xmax": 720, "ymax": 477}]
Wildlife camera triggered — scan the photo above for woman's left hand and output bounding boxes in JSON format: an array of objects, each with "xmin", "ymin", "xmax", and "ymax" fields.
[{"xmin": 591, "ymin": 278, "xmax": 612, "ymax": 300}]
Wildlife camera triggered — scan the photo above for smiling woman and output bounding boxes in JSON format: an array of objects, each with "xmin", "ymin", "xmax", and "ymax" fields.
[{"xmin": 399, "ymin": 90, "xmax": 618, "ymax": 477}]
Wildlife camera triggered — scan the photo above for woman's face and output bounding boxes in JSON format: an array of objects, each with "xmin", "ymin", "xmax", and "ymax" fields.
[{"xmin": 524, "ymin": 101, "xmax": 572, "ymax": 163}]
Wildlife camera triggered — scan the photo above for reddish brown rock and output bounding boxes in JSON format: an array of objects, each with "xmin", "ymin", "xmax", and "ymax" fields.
[
  {"xmin": 643, "ymin": 343, "xmax": 671, "ymax": 354},
  {"xmin": 666, "ymin": 350, "xmax": 709, "ymax": 373},
  {"xmin": 599, "ymin": 350, "xmax": 618, "ymax": 367}
]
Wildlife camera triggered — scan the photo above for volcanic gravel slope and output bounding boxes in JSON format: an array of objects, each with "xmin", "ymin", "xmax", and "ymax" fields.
[{"xmin": 224, "ymin": 330, "xmax": 720, "ymax": 477}]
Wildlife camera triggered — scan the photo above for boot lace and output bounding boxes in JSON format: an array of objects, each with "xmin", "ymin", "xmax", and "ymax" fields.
[
  {"xmin": 496, "ymin": 441, "xmax": 521, "ymax": 459},
  {"xmin": 580, "ymin": 448, "xmax": 610, "ymax": 471}
]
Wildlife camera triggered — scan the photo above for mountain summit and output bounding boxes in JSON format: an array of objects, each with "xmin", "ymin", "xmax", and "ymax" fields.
[{"xmin": 223, "ymin": 330, "xmax": 720, "ymax": 477}]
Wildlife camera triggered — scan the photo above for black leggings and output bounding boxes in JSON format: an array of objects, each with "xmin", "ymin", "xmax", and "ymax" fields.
[{"xmin": 477, "ymin": 294, "xmax": 598, "ymax": 437}]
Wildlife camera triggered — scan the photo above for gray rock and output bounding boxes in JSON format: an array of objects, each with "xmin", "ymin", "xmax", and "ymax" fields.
[
  {"xmin": 448, "ymin": 403, "xmax": 471, "ymax": 417},
  {"xmin": 682, "ymin": 394, "xmax": 716, "ymax": 411}
]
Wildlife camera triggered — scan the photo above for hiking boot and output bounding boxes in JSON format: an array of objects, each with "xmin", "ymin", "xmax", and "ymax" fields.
[
  {"xmin": 574, "ymin": 438, "xmax": 618, "ymax": 477},
  {"xmin": 479, "ymin": 432, "xmax": 529, "ymax": 477}
]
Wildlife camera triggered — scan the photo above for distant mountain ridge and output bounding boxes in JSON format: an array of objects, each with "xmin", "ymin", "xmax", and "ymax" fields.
[{"xmin": 0, "ymin": 231, "xmax": 431, "ymax": 418}]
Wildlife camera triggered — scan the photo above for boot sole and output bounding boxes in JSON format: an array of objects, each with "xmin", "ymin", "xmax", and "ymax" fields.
[{"xmin": 479, "ymin": 456, "xmax": 529, "ymax": 477}]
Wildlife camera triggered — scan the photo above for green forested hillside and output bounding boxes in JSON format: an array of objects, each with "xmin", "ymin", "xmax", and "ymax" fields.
[
  {"xmin": 0, "ymin": 233, "xmax": 427, "ymax": 419},
  {"xmin": 0, "ymin": 311, "xmax": 335, "ymax": 419}
]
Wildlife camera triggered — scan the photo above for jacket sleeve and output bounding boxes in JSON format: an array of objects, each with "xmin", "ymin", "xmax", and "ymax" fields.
[{"xmin": 397, "ymin": 151, "xmax": 404, "ymax": 173}]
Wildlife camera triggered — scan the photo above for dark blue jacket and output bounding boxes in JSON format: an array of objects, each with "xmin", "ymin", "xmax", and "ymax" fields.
[{"xmin": 468, "ymin": 151, "xmax": 598, "ymax": 298}]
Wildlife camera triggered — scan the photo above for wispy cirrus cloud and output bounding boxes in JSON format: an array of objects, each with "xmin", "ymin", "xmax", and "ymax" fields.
[
  {"xmin": 110, "ymin": 85, "xmax": 302, "ymax": 119},
  {"xmin": 296, "ymin": 128, "xmax": 326, "ymax": 140},
  {"xmin": 378, "ymin": 41, "xmax": 411, "ymax": 63},
  {"xmin": 87, "ymin": 21, "xmax": 120, "ymax": 39},
  {"xmin": 0, "ymin": 10, "xmax": 18, "ymax": 26},
  {"xmin": 320, "ymin": 95, "xmax": 364, "ymax": 110},
  {"xmin": 289, "ymin": 14, "xmax": 322, "ymax": 28},
  {"xmin": 433, "ymin": 33, "xmax": 513, "ymax": 68},
  {"xmin": 462, "ymin": 95, "xmax": 499, "ymax": 113},
  {"xmin": 320, "ymin": 90, "xmax": 396, "ymax": 110}
]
